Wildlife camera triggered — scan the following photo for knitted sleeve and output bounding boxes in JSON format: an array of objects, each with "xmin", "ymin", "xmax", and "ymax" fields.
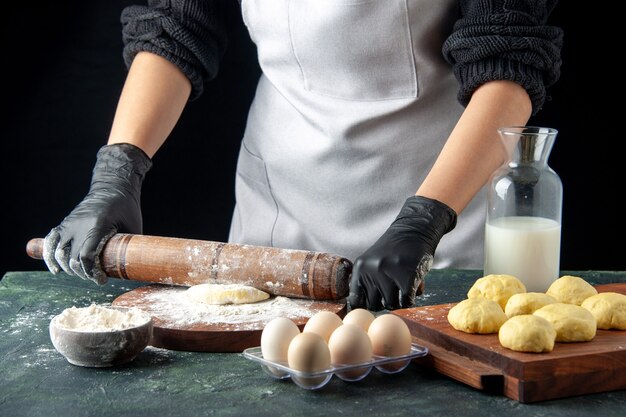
[
  {"xmin": 121, "ymin": 0, "xmax": 228, "ymax": 100},
  {"xmin": 442, "ymin": 0, "xmax": 564, "ymax": 114}
]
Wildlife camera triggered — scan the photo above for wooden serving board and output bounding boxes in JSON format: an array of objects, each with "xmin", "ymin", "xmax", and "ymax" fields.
[
  {"xmin": 394, "ymin": 283, "xmax": 626, "ymax": 403},
  {"xmin": 113, "ymin": 284, "xmax": 347, "ymax": 353}
]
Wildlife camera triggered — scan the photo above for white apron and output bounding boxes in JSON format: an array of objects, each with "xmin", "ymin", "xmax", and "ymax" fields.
[{"xmin": 228, "ymin": 0, "xmax": 486, "ymax": 268}]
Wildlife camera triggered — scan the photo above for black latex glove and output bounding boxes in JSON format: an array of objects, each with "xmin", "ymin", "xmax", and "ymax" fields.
[
  {"xmin": 348, "ymin": 196, "xmax": 457, "ymax": 311},
  {"xmin": 43, "ymin": 143, "xmax": 152, "ymax": 284}
]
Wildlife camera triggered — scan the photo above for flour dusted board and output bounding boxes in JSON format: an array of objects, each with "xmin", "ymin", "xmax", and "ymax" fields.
[
  {"xmin": 113, "ymin": 284, "xmax": 347, "ymax": 352},
  {"xmin": 394, "ymin": 283, "xmax": 626, "ymax": 403}
]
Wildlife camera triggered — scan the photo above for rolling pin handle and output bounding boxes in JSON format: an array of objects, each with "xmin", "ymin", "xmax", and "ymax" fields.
[{"xmin": 26, "ymin": 238, "xmax": 44, "ymax": 260}]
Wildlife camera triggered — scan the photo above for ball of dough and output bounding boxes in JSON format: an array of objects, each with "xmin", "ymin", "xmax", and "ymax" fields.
[
  {"xmin": 581, "ymin": 292, "xmax": 626, "ymax": 330},
  {"xmin": 184, "ymin": 283, "xmax": 270, "ymax": 305},
  {"xmin": 505, "ymin": 292, "xmax": 558, "ymax": 318},
  {"xmin": 533, "ymin": 303, "xmax": 596, "ymax": 342},
  {"xmin": 467, "ymin": 274, "xmax": 526, "ymax": 310},
  {"xmin": 498, "ymin": 315, "xmax": 557, "ymax": 353},
  {"xmin": 447, "ymin": 298, "xmax": 507, "ymax": 334},
  {"xmin": 545, "ymin": 275, "xmax": 598, "ymax": 305}
]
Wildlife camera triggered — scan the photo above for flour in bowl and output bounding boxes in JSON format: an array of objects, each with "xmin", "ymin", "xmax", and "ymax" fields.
[{"xmin": 55, "ymin": 304, "xmax": 151, "ymax": 332}]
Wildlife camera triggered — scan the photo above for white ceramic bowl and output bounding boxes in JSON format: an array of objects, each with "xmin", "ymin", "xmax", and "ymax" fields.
[{"xmin": 49, "ymin": 306, "xmax": 153, "ymax": 367}]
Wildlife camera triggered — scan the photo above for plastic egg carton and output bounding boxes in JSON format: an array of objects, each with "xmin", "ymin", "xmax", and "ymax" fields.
[{"xmin": 242, "ymin": 343, "xmax": 429, "ymax": 390}]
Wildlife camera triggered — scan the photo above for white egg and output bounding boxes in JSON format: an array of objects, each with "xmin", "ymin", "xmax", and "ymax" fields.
[{"xmin": 261, "ymin": 317, "xmax": 300, "ymax": 376}]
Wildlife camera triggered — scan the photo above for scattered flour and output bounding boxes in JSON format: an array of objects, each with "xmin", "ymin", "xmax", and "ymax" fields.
[
  {"xmin": 7, "ymin": 307, "xmax": 53, "ymax": 335},
  {"xmin": 23, "ymin": 346, "xmax": 57, "ymax": 369},
  {"xmin": 114, "ymin": 286, "xmax": 323, "ymax": 331},
  {"xmin": 54, "ymin": 304, "xmax": 151, "ymax": 332}
]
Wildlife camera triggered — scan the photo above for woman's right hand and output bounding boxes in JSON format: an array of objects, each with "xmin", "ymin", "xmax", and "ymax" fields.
[{"xmin": 43, "ymin": 143, "xmax": 152, "ymax": 284}]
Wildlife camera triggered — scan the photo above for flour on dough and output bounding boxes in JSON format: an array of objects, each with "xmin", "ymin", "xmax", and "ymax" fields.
[{"xmin": 184, "ymin": 283, "xmax": 270, "ymax": 305}]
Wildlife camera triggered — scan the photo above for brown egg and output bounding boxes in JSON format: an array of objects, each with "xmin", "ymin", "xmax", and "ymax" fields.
[
  {"xmin": 328, "ymin": 324, "xmax": 373, "ymax": 380},
  {"xmin": 287, "ymin": 332, "xmax": 331, "ymax": 388},
  {"xmin": 368, "ymin": 314, "xmax": 412, "ymax": 372},
  {"xmin": 303, "ymin": 311, "xmax": 343, "ymax": 342},
  {"xmin": 342, "ymin": 308, "xmax": 375, "ymax": 332}
]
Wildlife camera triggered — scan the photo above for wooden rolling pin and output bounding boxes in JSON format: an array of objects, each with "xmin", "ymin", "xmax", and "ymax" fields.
[{"xmin": 27, "ymin": 234, "xmax": 352, "ymax": 301}]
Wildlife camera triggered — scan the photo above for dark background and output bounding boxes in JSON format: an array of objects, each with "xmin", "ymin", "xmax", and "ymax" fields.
[{"xmin": 1, "ymin": 1, "xmax": 612, "ymax": 277}]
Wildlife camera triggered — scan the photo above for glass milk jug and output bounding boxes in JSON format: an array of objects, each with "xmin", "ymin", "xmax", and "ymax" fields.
[{"xmin": 483, "ymin": 126, "xmax": 562, "ymax": 292}]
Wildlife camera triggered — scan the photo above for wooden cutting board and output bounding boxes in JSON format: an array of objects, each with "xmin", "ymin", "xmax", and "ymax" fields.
[
  {"xmin": 113, "ymin": 284, "xmax": 347, "ymax": 353},
  {"xmin": 394, "ymin": 283, "xmax": 626, "ymax": 403}
]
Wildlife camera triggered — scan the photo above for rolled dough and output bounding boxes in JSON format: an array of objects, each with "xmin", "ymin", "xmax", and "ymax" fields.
[{"xmin": 184, "ymin": 283, "xmax": 270, "ymax": 305}]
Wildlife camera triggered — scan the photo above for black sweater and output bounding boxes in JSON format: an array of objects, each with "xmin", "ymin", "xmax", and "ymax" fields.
[{"xmin": 121, "ymin": 0, "xmax": 563, "ymax": 113}]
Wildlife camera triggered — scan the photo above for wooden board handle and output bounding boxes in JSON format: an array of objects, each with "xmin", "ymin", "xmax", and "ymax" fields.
[{"xmin": 27, "ymin": 234, "xmax": 352, "ymax": 301}]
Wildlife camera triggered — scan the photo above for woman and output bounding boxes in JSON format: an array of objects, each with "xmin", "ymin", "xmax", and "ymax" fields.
[{"xmin": 43, "ymin": 0, "xmax": 563, "ymax": 311}]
